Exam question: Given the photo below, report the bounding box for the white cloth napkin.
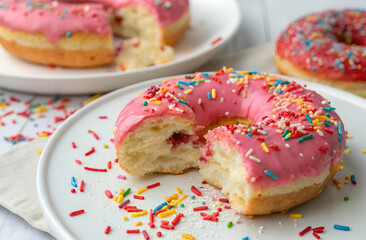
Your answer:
[0,42,276,236]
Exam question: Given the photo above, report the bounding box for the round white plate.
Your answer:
[37,74,365,240]
[0,0,240,95]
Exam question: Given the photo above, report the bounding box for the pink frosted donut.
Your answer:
[276,9,366,97]
[0,0,189,67]
[114,68,346,214]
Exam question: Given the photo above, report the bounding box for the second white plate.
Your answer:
[37,73,366,240]
[0,0,240,95]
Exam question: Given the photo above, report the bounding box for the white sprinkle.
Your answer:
[285,144,290,148]
[249,155,261,163]
[321,100,327,105]
[232,89,236,93]
[257,129,267,135]
[276,130,282,134]
[317,129,324,136]
[236,141,241,145]
[245,148,253,157]
[225,112,229,116]
[220,97,224,103]
[250,177,256,182]
[198,98,202,104]
[299,153,303,157]
[84,6,90,11]
[312,156,315,160]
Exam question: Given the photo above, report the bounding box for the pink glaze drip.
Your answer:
[276,9,366,82]
[0,0,111,43]
[114,69,346,189]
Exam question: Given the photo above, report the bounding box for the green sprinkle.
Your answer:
[197,79,206,83]
[281,129,290,138]
[297,134,313,143]
[65,31,72,38]
[103,144,108,149]
[344,196,349,201]
[305,113,313,124]
[142,101,148,106]
[227,221,233,228]
[122,188,131,197]
[180,204,184,207]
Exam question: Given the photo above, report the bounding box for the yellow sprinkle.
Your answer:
[181,95,187,101]
[241,132,246,135]
[332,178,340,185]
[344,148,351,154]
[212,89,216,99]
[345,175,350,180]
[184,89,193,94]
[162,80,167,84]
[82,93,103,106]
[137,187,147,195]
[38,133,49,137]
[261,142,270,153]
[340,160,344,164]
[131,210,148,218]
[162,205,169,210]
[113,196,119,202]
[312,119,319,125]
[156,101,161,105]
[346,135,353,139]
[173,194,187,206]
[123,216,128,221]
[248,215,254,219]
[148,98,156,102]
[339,166,344,170]
[36,151,42,154]
[285,133,292,138]
[176,187,182,195]
[182,233,195,240]
[242,91,247,98]
[34,105,48,113]
[158,208,176,218]
[344,180,349,184]
[134,221,142,226]
[119,188,125,195]
[362,150,366,153]
[113,127,118,135]
[336,184,342,189]
[290,213,302,219]
[117,195,124,204]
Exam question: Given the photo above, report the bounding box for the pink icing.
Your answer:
[0,0,111,43]
[276,9,366,82]
[114,69,346,189]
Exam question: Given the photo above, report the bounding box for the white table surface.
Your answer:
[1,0,366,239]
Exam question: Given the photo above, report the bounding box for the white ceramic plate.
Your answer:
[0,0,240,95]
[37,74,366,240]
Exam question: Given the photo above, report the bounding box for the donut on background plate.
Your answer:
[114,68,346,215]
[276,9,366,97]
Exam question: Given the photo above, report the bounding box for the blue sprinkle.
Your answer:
[60,14,65,19]
[177,80,190,86]
[177,83,183,90]
[242,237,249,240]
[312,67,316,71]
[347,51,353,57]
[178,99,188,105]
[71,176,77,187]
[339,135,343,141]
[189,81,197,85]
[351,174,355,182]
[201,201,206,205]
[275,79,290,85]
[323,107,336,111]
[326,113,331,117]
[278,89,283,94]
[264,170,278,180]
[304,40,311,46]
[65,32,72,38]
[12,141,17,145]
[191,195,195,199]
[338,121,342,135]
[284,136,292,141]
[247,133,252,137]
[153,202,167,214]
[202,73,210,77]
[305,113,313,124]
[282,129,290,138]
[248,71,259,75]
[64,9,70,14]
[208,92,212,100]
[334,224,350,231]
[324,119,330,127]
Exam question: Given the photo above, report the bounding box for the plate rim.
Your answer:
[36,73,366,240]
[0,0,241,81]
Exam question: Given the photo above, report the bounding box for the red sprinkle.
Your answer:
[133,195,145,200]
[160,224,174,230]
[312,227,324,231]
[318,146,329,152]
[71,189,76,193]
[210,36,222,46]
[224,206,231,209]
[313,228,324,233]
[105,190,113,199]
[126,229,140,234]
[84,167,107,172]
[191,186,202,196]
[104,226,111,234]
[161,220,169,225]
[193,206,208,211]
[142,230,150,240]
[127,209,144,213]
[299,226,311,236]
[75,159,81,165]
[123,206,137,210]
[99,116,108,119]
[84,147,95,156]
[107,161,112,169]
[312,232,321,239]
[155,209,167,215]
[203,216,218,222]
[171,213,184,226]
[69,209,84,217]
[269,144,279,150]
[147,182,160,189]
[217,207,222,212]
[323,128,334,134]
[157,232,162,237]
[80,180,85,192]
[219,198,229,203]
[114,158,118,163]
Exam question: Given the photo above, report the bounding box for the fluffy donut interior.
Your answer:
[200,140,332,214]
[116,116,200,176]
